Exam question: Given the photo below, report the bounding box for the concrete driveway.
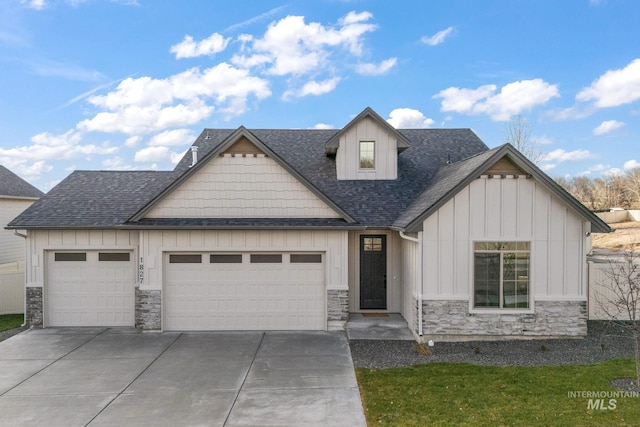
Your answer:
[0,329,366,427]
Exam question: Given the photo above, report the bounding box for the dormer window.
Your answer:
[359,141,375,169]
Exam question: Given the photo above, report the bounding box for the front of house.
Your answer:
[8,108,609,340]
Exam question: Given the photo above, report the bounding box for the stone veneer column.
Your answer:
[327,289,349,330]
[25,287,43,328]
[135,288,161,331]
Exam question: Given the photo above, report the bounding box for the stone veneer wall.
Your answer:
[135,288,161,330]
[421,300,587,337]
[25,287,43,328]
[327,289,349,322]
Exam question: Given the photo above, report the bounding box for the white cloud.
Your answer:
[624,159,640,170]
[603,168,624,177]
[540,164,556,172]
[283,77,341,99]
[576,58,640,108]
[20,0,46,10]
[542,148,596,163]
[535,135,554,145]
[0,129,117,180]
[29,59,107,82]
[387,108,435,128]
[78,63,271,134]
[434,79,560,121]
[170,33,230,59]
[593,120,625,135]
[231,11,377,76]
[355,58,397,76]
[148,129,195,147]
[421,26,454,46]
[312,123,334,129]
[134,146,170,163]
[124,135,141,148]
[102,157,137,170]
[223,5,289,33]
[577,163,609,176]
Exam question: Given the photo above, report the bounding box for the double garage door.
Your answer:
[164,252,325,331]
[45,250,325,330]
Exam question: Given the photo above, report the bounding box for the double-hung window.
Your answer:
[359,141,375,169]
[474,242,530,309]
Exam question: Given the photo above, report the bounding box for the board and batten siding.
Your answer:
[422,176,588,300]
[335,117,398,180]
[0,198,36,264]
[146,155,340,218]
[140,229,348,292]
[24,230,139,288]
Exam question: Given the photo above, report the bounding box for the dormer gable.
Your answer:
[325,107,410,180]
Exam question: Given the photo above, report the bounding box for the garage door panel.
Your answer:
[165,252,325,331]
[46,251,135,327]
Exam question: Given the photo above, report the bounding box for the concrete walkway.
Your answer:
[346,313,415,340]
[0,329,366,427]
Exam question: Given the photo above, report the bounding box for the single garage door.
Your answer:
[164,252,325,331]
[46,251,135,327]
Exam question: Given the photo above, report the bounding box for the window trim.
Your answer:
[358,140,375,170]
[470,241,533,313]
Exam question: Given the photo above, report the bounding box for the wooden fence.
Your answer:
[0,262,24,315]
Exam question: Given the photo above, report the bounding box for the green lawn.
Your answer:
[0,313,23,333]
[356,359,640,426]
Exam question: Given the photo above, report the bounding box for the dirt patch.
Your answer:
[593,221,640,251]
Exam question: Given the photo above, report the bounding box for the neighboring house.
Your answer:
[7,108,610,339]
[0,166,43,264]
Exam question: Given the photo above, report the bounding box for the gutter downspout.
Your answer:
[13,230,27,328]
[398,230,423,337]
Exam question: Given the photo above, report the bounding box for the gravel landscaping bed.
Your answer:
[349,321,637,369]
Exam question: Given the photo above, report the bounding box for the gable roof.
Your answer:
[129,126,356,223]
[325,107,411,155]
[5,126,491,229]
[393,144,611,233]
[0,165,44,199]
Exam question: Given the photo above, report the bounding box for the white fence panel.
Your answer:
[589,258,640,320]
[0,262,24,315]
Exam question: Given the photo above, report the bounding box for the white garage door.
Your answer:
[46,251,135,327]
[164,252,325,331]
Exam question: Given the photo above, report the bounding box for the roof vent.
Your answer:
[190,145,199,167]
[446,153,452,165]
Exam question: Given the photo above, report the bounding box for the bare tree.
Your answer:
[625,167,640,208]
[596,251,640,387]
[503,115,545,164]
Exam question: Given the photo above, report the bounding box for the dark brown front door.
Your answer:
[359,235,387,310]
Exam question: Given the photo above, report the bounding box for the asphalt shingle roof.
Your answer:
[8,171,175,228]
[0,165,44,199]
[8,127,490,229]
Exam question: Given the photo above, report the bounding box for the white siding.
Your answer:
[336,117,398,180]
[422,176,588,300]
[140,229,348,293]
[147,155,340,218]
[401,232,418,329]
[0,198,35,264]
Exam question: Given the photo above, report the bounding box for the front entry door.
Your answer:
[360,235,387,310]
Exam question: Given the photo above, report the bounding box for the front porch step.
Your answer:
[345,313,415,341]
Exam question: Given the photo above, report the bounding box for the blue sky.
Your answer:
[1,0,638,191]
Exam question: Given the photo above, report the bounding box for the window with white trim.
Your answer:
[359,141,375,169]
[474,242,530,309]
